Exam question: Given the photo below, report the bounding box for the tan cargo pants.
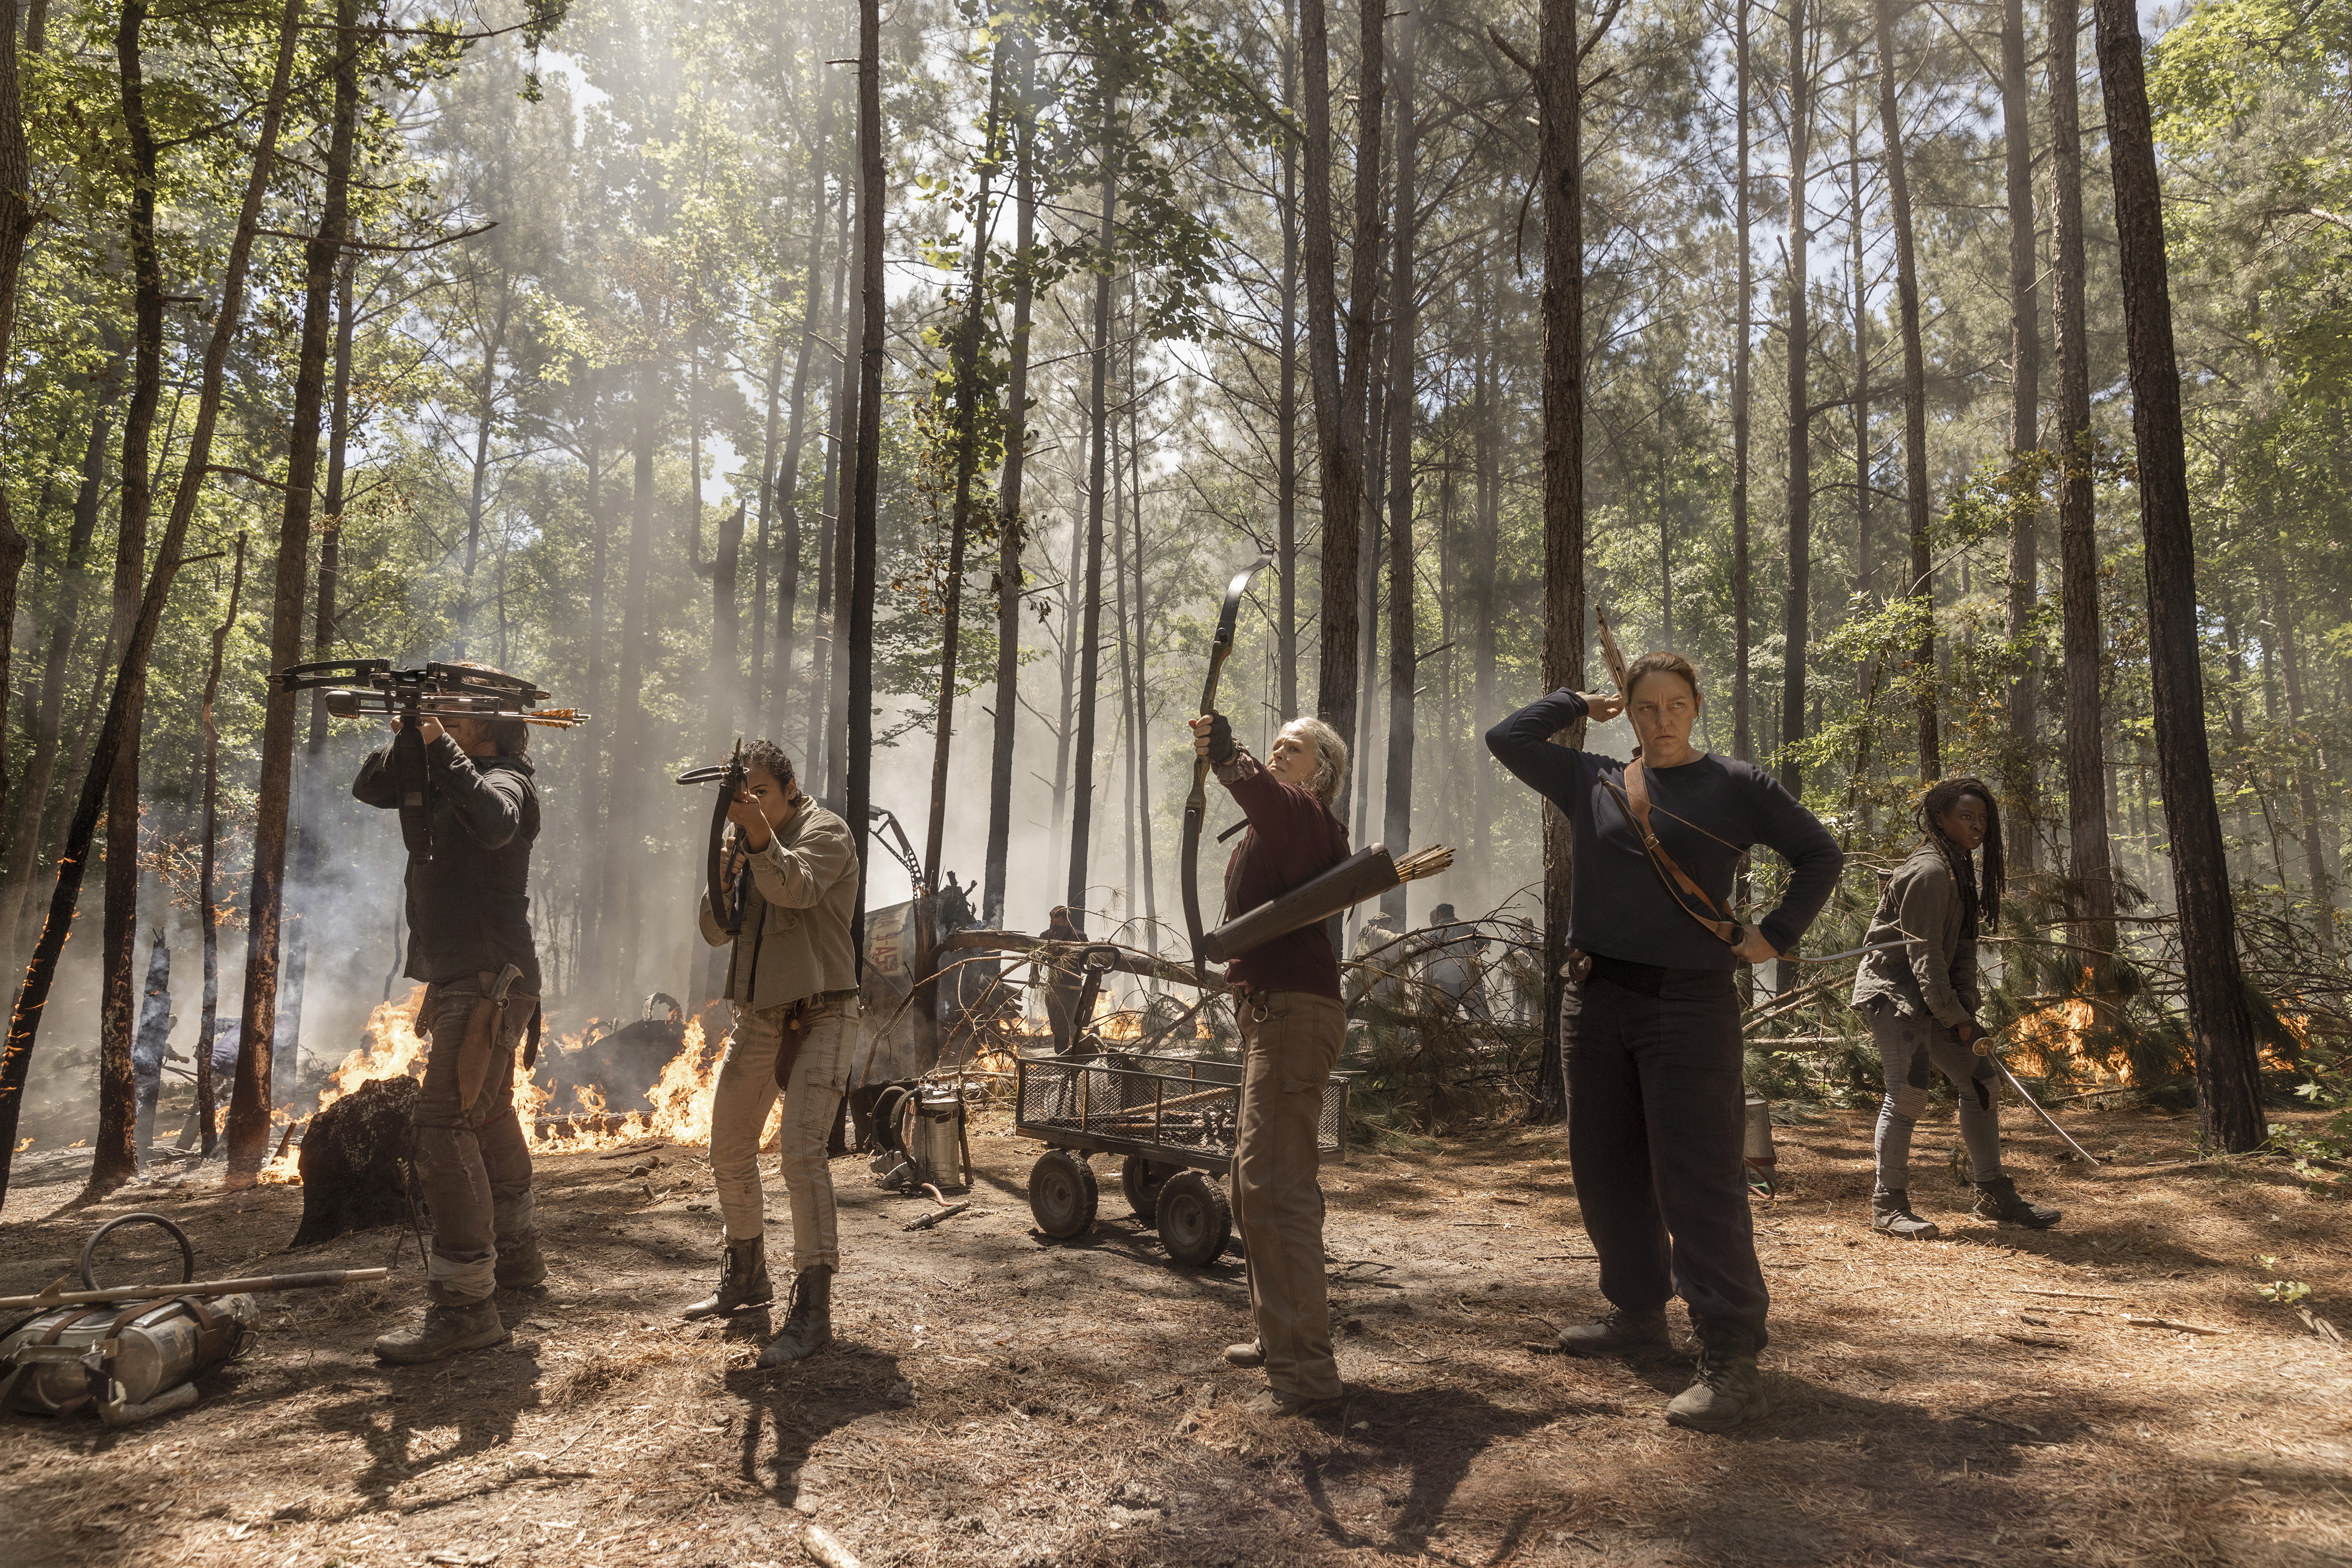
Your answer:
[1231,990,1346,1400]
[709,993,857,1271]
[412,977,538,1306]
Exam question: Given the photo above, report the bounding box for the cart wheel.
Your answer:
[1120,1156,1176,1223]
[1155,1171,1233,1267]
[1028,1149,1099,1240]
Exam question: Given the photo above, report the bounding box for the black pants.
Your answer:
[1564,955,1769,1348]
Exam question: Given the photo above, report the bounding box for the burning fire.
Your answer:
[256,988,744,1184]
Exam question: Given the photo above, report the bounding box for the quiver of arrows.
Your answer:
[1202,843,1455,963]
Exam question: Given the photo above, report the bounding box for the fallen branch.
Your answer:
[803,1524,862,1568]
[904,1202,972,1232]
[2014,1288,2126,1301]
[2122,1314,2229,1335]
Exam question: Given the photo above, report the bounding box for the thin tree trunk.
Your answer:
[846,0,885,943]
[225,0,358,1181]
[2091,0,2264,1152]
[0,0,38,907]
[1065,102,1116,926]
[1050,510,1081,889]
[579,371,608,988]
[605,361,659,1005]
[454,294,510,656]
[925,38,1009,887]
[1531,0,1596,1124]
[1781,0,1812,795]
[1277,0,1300,719]
[983,24,1037,930]
[1875,0,1938,782]
[2271,560,2332,923]
[824,255,860,805]
[2001,0,2042,869]
[750,291,785,720]
[1733,0,1754,1000]
[4,0,300,1205]
[283,253,357,1062]
[2,346,120,958]
[808,170,852,787]
[195,535,247,1157]
[1471,238,1498,906]
[1300,0,1367,737]
[1126,305,1157,951]
[1849,88,1870,606]
[770,88,834,739]
[1380,0,1419,924]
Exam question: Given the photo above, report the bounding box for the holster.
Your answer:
[455,988,502,1110]
[770,989,854,1091]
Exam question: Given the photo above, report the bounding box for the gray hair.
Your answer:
[1276,717,1350,810]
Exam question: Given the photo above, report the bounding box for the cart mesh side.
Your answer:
[1015,1051,1346,1159]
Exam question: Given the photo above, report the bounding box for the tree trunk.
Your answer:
[808,170,852,788]
[982,23,1037,930]
[824,251,860,806]
[846,0,886,944]
[1277,0,1300,719]
[0,0,38,905]
[1849,90,1871,608]
[750,294,785,721]
[579,371,608,988]
[1064,103,1116,927]
[1126,306,1157,951]
[924,38,1009,888]
[5,0,301,1206]
[1875,0,1938,782]
[454,294,510,656]
[195,535,248,1157]
[1380,0,1419,924]
[1050,510,1082,892]
[2001,0,2042,868]
[226,0,358,1182]
[2,345,120,960]
[769,86,834,740]
[2091,0,2265,1152]
[1733,0,1754,999]
[1472,236,1499,906]
[1300,0,1367,737]
[283,253,358,1078]
[1781,0,1812,797]
[1532,0,1593,1124]
[2271,560,2332,924]
[606,362,659,1006]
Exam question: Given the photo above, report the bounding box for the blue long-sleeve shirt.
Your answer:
[1484,689,1844,969]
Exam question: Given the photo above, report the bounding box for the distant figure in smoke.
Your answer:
[1852,777,2060,1239]
[1041,904,1087,1052]
[688,739,862,1368]
[353,685,545,1365]
[1419,904,1492,1022]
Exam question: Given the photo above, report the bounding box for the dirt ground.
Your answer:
[3,1099,2348,1568]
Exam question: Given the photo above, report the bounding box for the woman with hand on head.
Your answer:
[1852,778,2060,1239]
[1486,652,1844,1434]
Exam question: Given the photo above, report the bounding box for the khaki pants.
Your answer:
[709,994,857,1271]
[1231,990,1346,1400]
[412,978,538,1307]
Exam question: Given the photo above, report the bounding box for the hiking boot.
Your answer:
[1871,1190,1941,1241]
[494,1238,548,1290]
[1244,1387,1342,1419]
[684,1237,772,1320]
[372,1299,510,1365]
[758,1264,834,1366]
[1973,1175,2060,1229]
[1665,1328,1770,1432]
[1554,1306,1671,1358]
[1224,1340,1265,1368]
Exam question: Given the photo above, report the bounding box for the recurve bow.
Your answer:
[1180,547,1276,983]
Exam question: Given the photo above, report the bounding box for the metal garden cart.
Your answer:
[1014,1048,1351,1266]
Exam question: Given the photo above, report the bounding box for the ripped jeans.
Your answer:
[1867,1001,2002,1196]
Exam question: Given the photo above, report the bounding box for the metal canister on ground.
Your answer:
[1,1293,261,1424]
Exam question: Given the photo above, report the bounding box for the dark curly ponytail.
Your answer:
[1917,776,2003,935]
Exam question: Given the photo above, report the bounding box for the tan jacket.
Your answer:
[1850,843,1981,1030]
[698,795,861,1011]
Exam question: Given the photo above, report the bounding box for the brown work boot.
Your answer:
[372,1299,510,1365]
[758,1264,834,1366]
[1871,1190,1940,1241]
[1244,1387,1343,1419]
[1972,1176,2060,1229]
[1554,1306,1671,1357]
[1223,1340,1265,1368]
[495,1238,548,1290]
[1665,1326,1770,1433]
[684,1237,772,1320]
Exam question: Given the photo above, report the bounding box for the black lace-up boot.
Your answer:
[758,1264,834,1366]
[1871,1190,1941,1240]
[1554,1306,1671,1357]
[1972,1175,2061,1229]
[684,1237,772,1320]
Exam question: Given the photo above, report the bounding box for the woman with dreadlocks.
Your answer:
[1852,777,2061,1239]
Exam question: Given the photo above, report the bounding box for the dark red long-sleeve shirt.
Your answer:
[1213,747,1350,999]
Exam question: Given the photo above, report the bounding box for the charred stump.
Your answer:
[289,1075,419,1248]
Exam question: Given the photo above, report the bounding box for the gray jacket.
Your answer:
[697,794,861,1011]
[1850,844,1980,1030]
